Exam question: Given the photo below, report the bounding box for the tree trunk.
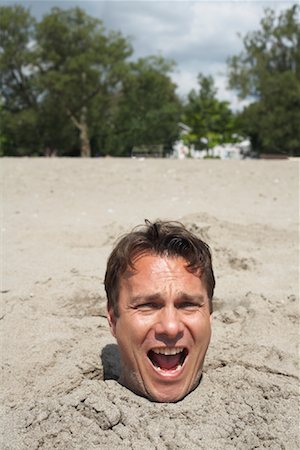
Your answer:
[79,121,91,157]
[79,106,91,157]
[67,107,91,157]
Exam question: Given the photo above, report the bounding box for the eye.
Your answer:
[136,302,161,310]
[178,302,200,310]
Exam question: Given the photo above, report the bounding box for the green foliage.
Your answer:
[182,74,238,148]
[0,5,37,111]
[35,7,132,156]
[0,5,180,157]
[203,155,221,160]
[2,4,299,157]
[0,5,42,155]
[108,56,181,156]
[228,5,300,156]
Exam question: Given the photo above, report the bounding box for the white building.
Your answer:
[171,123,251,160]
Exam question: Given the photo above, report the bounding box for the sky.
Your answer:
[1,0,297,109]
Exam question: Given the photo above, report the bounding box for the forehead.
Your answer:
[122,253,202,287]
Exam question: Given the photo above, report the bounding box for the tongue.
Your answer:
[150,352,182,370]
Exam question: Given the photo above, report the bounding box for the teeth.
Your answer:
[155,365,181,373]
[152,347,184,355]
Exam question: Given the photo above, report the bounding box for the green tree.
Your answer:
[182,74,237,150]
[0,5,132,156]
[102,56,181,156]
[35,7,132,157]
[0,5,42,155]
[228,5,300,156]
[0,5,37,110]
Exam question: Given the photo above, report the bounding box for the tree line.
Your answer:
[0,4,299,157]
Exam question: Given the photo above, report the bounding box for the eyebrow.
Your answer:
[177,293,205,304]
[130,292,205,305]
[130,293,162,305]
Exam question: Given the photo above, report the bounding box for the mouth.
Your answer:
[147,347,188,373]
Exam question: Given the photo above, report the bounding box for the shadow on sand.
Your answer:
[101,343,121,380]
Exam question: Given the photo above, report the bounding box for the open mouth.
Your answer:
[147,347,188,372]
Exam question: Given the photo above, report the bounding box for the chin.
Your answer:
[145,379,201,403]
[148,391,185,403]
[119,368,203,403]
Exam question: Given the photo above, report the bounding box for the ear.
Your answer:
[107,307,117,337]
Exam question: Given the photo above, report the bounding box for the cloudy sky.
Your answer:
[2,0,296,109]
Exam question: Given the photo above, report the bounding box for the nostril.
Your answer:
[154,330,184,343]
[156,321,184,337]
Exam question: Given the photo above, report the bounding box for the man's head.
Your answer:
[105,220,215,402]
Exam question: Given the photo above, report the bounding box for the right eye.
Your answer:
[136,303,161,310]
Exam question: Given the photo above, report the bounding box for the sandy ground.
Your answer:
[1,157,299,449]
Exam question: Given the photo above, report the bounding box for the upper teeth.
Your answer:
[152,347,183,355]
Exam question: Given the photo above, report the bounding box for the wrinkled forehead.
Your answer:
[123,251,201,279]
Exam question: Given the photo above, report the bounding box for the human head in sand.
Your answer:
[105,220,215,402]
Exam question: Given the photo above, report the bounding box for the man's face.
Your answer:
[107,253,212,402]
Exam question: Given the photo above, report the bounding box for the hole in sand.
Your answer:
[101,344,121,380]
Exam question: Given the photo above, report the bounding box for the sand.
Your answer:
[1,157,299,449]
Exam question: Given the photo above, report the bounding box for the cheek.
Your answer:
[188,313,211,339]
[116,314,153,344]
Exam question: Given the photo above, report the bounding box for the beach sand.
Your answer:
[1,157,299,449]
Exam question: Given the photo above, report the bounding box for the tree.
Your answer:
[182,74,237,150]
[108,56,181,156]
[0,5,42,155]
[0,5,132,156]
[35,7,132,157]
[0,5,37,110]
[0,6,182,157]
[228,5,300,156]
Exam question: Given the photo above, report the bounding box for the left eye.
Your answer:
[179,303,199,309]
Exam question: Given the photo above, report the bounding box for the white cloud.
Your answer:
[89,0,294,107]
[5,0,296,108]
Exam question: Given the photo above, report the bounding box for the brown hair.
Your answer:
[104,220,215,316]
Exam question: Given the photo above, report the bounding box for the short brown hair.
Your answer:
[104,220,215,316]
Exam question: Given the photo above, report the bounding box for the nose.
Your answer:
[154,306,184,340]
